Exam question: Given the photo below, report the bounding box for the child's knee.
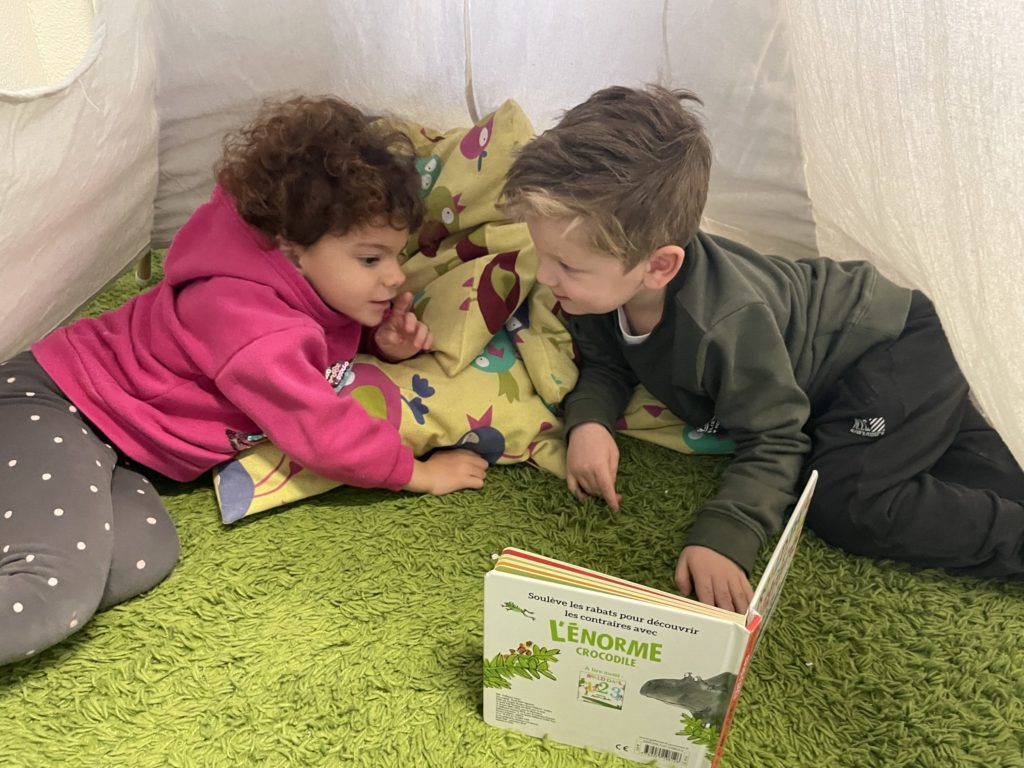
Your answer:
[99,512,179,611]
[0,565,106,665]
[140,521,180,587]
[105,469,180,599]
[110,537,179,608]
[134,517,180,588]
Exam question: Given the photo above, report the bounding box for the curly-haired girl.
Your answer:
[0,96,488,665]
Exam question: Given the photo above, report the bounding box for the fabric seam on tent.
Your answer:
[463,0,479,123]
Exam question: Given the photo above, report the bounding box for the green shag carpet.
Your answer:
[2,255,1022,768]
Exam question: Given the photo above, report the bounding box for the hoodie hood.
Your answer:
[163,185,345,329]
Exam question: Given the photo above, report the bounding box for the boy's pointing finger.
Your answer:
[598,476,620,513]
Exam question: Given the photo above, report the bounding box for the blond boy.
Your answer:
[501,85,1024,611]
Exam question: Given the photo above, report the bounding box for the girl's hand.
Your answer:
[374,292,433,362]
[403,449,488,495]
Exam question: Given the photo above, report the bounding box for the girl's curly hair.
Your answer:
[216,96,424,246]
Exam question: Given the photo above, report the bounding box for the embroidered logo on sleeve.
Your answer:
[225,360,355,452]
[226,429,269,451]
[850,417,886,438]
[325,360,354,393]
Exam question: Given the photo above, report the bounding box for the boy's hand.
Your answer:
[403,449,488,495]
[374,292,433,363]
[675,545,753,613]
[566,422,622,512]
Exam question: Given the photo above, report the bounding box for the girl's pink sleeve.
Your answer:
[213,326,414,490]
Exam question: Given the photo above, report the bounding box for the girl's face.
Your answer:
[285,223,408,325]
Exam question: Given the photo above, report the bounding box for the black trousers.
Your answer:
[803,292,1024,578]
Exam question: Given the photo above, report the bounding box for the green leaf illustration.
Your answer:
[482,642,560,688]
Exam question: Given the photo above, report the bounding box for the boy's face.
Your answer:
[287,223,408,325]
[526,215,647,315]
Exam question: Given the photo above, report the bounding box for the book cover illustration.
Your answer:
[482,472,818,768]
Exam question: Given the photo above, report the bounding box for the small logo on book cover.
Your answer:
[850,417,886,438]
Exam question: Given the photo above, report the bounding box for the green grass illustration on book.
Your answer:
[483,641,560,688]
[678,715,721,751]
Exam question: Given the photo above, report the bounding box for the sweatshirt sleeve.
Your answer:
[685,303,810,573]
[215,326,414,490]
[562,314,638,435]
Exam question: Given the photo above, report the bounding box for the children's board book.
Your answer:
[482,471,818,767]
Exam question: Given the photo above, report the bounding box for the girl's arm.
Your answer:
[217,326,415,490]
[218,326,487,495]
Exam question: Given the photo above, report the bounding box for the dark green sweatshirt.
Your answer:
[564,232,912,573]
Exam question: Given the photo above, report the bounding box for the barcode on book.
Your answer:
[639,742,685,763]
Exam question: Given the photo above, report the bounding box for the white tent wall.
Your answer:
[468,0,817,260]
[152,0,472,247]
[664,0,817,261]
[784,0,1024,463]
[153,0,817,258]
[0,0,158,361]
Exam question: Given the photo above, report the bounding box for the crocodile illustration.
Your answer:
[639,672,737,727]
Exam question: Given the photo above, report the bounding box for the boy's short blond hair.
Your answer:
[501,85,711,268]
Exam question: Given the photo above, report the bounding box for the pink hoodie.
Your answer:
[33,186,414,488]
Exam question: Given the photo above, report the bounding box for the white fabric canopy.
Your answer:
[785,0,1024,462]
[1,0,1020,461]
[0,0,157,362]
[151,0,472,246]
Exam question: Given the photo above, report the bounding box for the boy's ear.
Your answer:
[643,245,685,288]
